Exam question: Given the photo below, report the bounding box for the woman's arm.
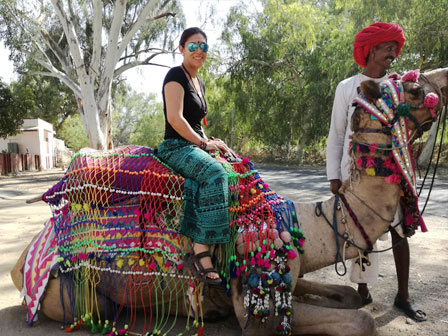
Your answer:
[164,81,231,153]
[164,81,203,146]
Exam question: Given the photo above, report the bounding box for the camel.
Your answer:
[11,68,448,336]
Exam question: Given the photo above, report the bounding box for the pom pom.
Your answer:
[236,233,243,245]
[423,93,439,108]
[366,157,375,168]
[369,143,378,153]
[176,264,184,270]
[242,157,249,164]
[356,157,364,168]
[402,69,420,82]
[383,158,394,169]
[280,231,292,243]
[262,183,269,190]
[385,174,401,184]
[388,73,401,80]
[273,238,283,250]
[365,168,376,176]
[287,249,297,260]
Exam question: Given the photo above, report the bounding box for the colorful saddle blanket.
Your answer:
[24,145,303,335]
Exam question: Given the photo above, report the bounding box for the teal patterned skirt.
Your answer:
[157,139,230,244]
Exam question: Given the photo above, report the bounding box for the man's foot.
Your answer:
[359,291,373,306]
[394,295,427,322]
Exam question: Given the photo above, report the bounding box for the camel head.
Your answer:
[354,68,448,136]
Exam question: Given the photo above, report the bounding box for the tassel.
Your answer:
[203,117,207,126]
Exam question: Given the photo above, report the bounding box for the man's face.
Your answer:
[368,41,399,70]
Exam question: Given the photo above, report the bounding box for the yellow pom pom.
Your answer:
[139,259,145,266]
[83,203,90,212]
[365,168,376,176]
[116,259,124,268]
[250,188,256,194]
[76,203,82,211]
[128,259,135,266]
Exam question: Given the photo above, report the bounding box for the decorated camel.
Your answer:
[11,67,447,336]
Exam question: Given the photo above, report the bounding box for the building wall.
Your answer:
[0,118,55,169]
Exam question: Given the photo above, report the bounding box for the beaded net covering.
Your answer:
[32,145,303,335]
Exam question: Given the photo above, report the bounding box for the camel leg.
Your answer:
[293,278,363,309]
[293,300,375,336]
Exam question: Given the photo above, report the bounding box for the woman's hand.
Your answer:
[205,138,232,154]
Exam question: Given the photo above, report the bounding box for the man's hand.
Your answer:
[330,179,342,195]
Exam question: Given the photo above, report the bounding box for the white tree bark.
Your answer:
[2,0,178,150]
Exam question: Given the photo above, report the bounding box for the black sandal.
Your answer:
[394,295,427,322]
[184,251,222,285]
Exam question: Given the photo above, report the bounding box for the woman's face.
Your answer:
[180,33,208,69]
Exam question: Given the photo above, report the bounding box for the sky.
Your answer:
[0,0,260,100]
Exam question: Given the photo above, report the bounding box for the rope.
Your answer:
[418,100,447,215]
[315,196,347,276]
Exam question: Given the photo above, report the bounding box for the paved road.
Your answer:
[0,167,446,336]
[256,163,447,219]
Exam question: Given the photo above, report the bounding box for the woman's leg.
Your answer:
[158,140,229,279]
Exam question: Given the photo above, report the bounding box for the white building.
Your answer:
[0,118,55,170]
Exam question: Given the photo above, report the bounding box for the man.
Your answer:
[326,22,427,322]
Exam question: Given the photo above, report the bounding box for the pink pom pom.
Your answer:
[250,257,256,265]
[423,93,439,108]
[385,174,401,184]
[298,238,305,247]
[280,231,291,243]
[177,264,184,270]
[262,183,269,190]
[369,143,378,153]
[388,73,401,81]
[134,209,141,217]
[287,250,298,260]
[402,69,420,82]
[383,158,393,169]
[356,157,363,168]
[144,212,151,220]
[149,262,156,270]
[71,256,78,262]
[269,249,276,259]
[356,145,361,153]
[366,157,375,168]
[242,157,249,164]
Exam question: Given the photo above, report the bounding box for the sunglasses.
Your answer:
[187,41,209,53]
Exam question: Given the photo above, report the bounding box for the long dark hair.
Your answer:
[179,27,207,47]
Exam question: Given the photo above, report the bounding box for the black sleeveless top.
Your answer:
[162,66,208,139]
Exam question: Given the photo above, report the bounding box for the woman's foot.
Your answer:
[184,244,221,285]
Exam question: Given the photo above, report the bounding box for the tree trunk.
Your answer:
[418,107,446,167]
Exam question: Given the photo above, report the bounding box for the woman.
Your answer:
[157,27,232,285]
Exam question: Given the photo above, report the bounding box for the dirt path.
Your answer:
[0,169,447,335]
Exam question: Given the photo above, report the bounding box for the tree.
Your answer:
[0,80,32,138]
[57,113,89,151]
[0,0,184,149]
[112,85,163,147]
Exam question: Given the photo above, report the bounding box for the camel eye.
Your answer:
[408,87,421,97]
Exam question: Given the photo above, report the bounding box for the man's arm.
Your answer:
[326,81,349,194]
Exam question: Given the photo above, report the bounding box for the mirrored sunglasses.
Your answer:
[187,42,209,53]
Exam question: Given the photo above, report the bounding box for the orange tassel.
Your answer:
[203,117,208,126]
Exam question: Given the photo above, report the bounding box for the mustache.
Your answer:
[385,56,395,62]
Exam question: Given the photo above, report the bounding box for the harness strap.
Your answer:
[315,196,347,276]
[339,194,373,251]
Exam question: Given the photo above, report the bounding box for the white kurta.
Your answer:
[326,73,387,182]
[325,73,403,284]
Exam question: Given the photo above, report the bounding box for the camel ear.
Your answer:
[360,80,382,101]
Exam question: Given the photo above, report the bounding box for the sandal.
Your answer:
[184,251,222,285]
[360,291,373,306]
[394,295,427,322]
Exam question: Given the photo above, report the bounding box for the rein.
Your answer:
[418,98,448,215]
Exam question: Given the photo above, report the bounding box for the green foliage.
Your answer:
[0,79,30,138]
[112,85,164,148]
[57,114,89,152]
[207,0,448,163]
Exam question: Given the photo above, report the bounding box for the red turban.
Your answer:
[353,22,406,68]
